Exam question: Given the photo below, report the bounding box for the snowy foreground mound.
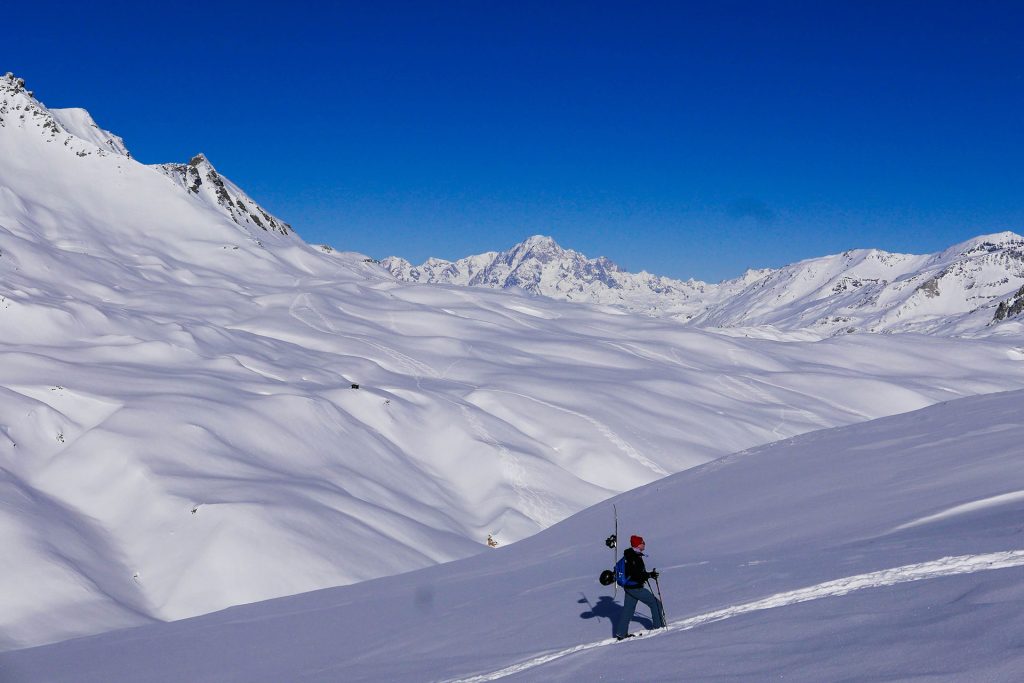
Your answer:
[4,389,1023,682]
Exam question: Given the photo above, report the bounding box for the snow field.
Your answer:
[3,389,1023,681]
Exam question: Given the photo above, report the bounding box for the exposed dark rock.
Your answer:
[993,285,1024,323]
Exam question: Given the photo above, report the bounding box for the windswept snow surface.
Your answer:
[3,73,1024,657]
[3,390,1024,682]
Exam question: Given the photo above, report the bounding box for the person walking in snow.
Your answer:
[614,535,665,640]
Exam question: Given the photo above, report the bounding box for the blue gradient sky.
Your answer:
[7,1,1023,281]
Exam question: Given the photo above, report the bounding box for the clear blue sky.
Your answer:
[7,1,1023,281]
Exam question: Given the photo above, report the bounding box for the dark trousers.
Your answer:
[614,586,665,637]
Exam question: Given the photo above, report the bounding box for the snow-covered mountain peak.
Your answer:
[512,234,564,256]
[1,73,133,162]
[1,75,288,242]
[940,230,1024,260]
[1,72,35,102]
[1,73,60,133]
[501,234,593,269]
[48,107,130,157]
[520,233,559,250]
[382,235,694,307]
[157,153,292,237]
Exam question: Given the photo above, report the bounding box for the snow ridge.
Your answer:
[157,154,292,237]
[0,73,124,160]
[49,108,131,157]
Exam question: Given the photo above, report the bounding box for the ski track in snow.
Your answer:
[482,389,668,477]
[289,293,336,334]
[445,549,1024,683]
[458,404,560,528]
[716,372,831,440]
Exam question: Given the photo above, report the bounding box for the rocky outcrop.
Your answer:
[157,154,291,236]
[993,285,1024,323]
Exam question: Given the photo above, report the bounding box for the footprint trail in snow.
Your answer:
[447,549,1024,682]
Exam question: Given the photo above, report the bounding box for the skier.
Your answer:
[614,535,665,640]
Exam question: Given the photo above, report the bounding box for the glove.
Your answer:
[649,570,659,580]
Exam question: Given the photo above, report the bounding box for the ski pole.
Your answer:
[654,576,667,625]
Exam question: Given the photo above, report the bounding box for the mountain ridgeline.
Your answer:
[383,232,1024,337]
[0,72,292,243]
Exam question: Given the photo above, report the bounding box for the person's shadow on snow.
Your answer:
[578,594,653,636]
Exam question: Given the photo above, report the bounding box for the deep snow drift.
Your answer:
[3,389,1022,682]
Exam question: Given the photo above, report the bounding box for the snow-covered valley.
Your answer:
[2,72,1024,680]
[3,389,1023,682]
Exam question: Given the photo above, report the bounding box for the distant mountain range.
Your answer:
[383,232,1024,337]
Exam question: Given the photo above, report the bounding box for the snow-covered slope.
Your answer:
[384,233,1024,337]
[2,72,1024,655]
[4,389,1023,682]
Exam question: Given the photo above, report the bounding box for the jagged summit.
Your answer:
[0,73,127,160]
[514,234,562,254]
[157,153,292,236]
[1,73,291,240]
[1,72,35,100]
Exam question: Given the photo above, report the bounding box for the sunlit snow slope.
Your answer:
[4,390,1022,682]
[2,72,1024,652]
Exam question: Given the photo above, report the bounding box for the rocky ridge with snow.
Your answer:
[384,232,1024,337]
[0,72,291,243]
[0,73,125,160]
[157,154,291,237]
[48,107,131,157]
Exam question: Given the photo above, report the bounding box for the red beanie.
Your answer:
[630,535,644,548]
